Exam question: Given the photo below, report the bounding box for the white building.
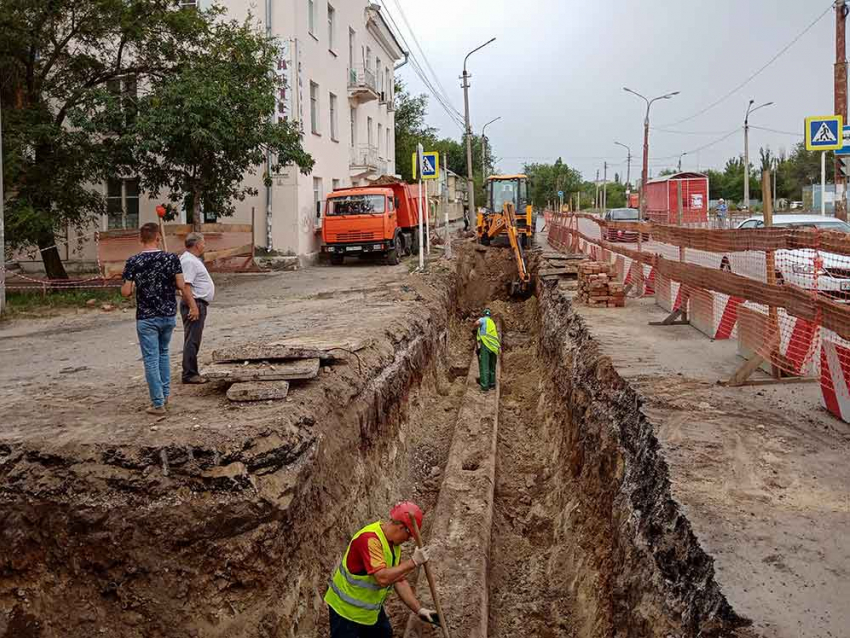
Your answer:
[205,0,406,259]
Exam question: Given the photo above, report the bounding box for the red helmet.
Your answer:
[390,501,423,533]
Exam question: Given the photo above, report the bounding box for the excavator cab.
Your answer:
[478,175,535,248]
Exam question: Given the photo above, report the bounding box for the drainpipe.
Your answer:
[265,0,274,250]
[394,52,409,71]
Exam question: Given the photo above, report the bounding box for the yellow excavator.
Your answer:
[477,175,533,296]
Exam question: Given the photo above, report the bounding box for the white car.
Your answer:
[719,215,850,296]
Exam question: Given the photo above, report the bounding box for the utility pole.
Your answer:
[461,38,496,222]
[602,161,608,211]
[595,169,600,211]
[744,99,774,210]
[615,141,631,195]
[624,88,679,220]
[836,0,848,220]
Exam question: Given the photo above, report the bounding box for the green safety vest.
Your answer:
[477,317,501,354]
[324,521,401,625]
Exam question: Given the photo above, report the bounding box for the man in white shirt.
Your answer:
[179,232,215,384]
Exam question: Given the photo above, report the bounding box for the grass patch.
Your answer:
[2,288,130,318]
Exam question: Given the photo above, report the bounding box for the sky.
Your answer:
[379,0,840,181]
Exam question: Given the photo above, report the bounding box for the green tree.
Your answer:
[0,0,213,278]
[127,18,313,230]
[522,158,582,208]
[393,79,435,182]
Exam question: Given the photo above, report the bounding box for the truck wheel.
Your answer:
[330,253,344,265]
[411,229,420,255]
[386,234,402,265]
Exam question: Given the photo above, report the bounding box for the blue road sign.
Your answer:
[558,190,564,198]
[837,126,850,156]
[805,116,843,151]
[411,151,440,180]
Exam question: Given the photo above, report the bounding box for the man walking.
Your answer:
[325,501,440,637]
[179,232,215,384]
[475,309,500,391]
[121,223,185,415]
[716,199,728,229]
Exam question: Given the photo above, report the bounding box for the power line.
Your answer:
[664,1,834,127]
[652,127,735,136]
[750,125,804,138]
[653,128,742,160]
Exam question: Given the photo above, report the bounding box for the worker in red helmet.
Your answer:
[324,501,439,637]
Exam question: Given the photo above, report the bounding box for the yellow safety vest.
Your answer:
[476,317,500,354]
[324,521,401,625]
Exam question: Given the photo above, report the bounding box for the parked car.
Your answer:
[718,215,850,296]
[603,208,650,242]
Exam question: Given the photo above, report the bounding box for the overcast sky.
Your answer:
[382,0,838,181]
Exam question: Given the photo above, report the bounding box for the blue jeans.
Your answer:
[136,316,176,408]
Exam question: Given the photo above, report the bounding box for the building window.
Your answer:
[367,117,373,147]
[348,28,355,74]
[327,4,335,51]
[313,177,323,215]
[350,107,356,147]
[386,128,391,159]
[310,81,320,134]
[385,68,391,102]
[329,92,338,141]
[376,57,382,94]
[106,75,138,128]
[366,46,372,72]
[106,177,140,230]
[378,123,383,157]
[308,0,316,36]
[332,178,341,191]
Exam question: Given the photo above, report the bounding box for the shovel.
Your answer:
[408,512,451,638]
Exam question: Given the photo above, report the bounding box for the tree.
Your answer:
[523,158,582,208]
[393,79,435,183]
[1,0,213,278]
[128,18,313,230]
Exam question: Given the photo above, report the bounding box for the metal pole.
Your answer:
[836,0,848,220]
[418,145,424,268]
[602,161,608,211]
[481,116,501,183]
[0,96,5,317]
[595,169,600,211]
[641,106,650,219]
[822,151,828,216]
[462,38,495,223]
[744,112,750,210]
[443,152,451,259]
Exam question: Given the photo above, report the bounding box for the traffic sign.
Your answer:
[805,115,844,151]
[411,151,440,180]
[837,126,850,156]
[558,190,564,198]
[840,156,850,177]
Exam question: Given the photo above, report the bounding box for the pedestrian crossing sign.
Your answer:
[412,151,440,180]
[805,115,843,151]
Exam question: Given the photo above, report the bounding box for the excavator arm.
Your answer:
[503,203,530,294]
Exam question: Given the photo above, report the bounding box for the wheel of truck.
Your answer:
[330,253,344,265]
[386,233,402,265]
[411,229,420,255]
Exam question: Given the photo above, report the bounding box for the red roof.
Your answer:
[647,171,708,185]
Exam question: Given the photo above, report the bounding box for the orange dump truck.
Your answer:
[321,181,423,265]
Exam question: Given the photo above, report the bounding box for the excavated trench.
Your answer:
[1,243,748,638]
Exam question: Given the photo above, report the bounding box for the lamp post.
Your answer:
[462,37,496,220]
[744,99,774,210]
[615,141,632,194]
[678,152,687,172]
[481,116,501,182]
[624,88,680,219]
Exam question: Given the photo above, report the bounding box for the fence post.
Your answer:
[763,169,781,379]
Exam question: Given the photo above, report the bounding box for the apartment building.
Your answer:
[44,1,405,272]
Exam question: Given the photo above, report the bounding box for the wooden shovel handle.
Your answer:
[408,512,451,638]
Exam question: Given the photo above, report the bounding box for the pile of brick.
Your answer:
[577,262,625,307]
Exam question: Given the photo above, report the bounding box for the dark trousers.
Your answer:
[180,299,208,381]
[478,347,497,390]
[329,606,392,638]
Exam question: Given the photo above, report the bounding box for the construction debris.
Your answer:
[203,358,320,383]
[226,380,290,402]
[211,336,368,363]
[577,261,625,307]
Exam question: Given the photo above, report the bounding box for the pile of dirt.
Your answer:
[454,242,526,316]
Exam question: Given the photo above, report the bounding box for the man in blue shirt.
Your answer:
[121,223,186,415]
[716,199,728,229]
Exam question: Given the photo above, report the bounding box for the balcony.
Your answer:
[349,144,384,177]
[348,66,379,103]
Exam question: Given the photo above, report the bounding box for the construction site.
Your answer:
[1,206,848,638]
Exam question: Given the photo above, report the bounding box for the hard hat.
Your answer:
[390,501,423,533]
[719,198,725,203]
[484,309,491,316]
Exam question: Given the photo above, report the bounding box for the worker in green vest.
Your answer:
[475,309,500,391]
[324,501,439,637]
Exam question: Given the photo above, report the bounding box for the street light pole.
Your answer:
[462,37,496,220]
[481,116,501,183]
[744,99,774,210]
[678,152,687,172]
[615,141,631,193]
[624,87,680,220]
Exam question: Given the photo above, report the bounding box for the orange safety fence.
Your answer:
[98,223,256,277]
[545,211,850,422]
